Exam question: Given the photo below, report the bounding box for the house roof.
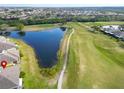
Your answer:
[0,75,17,89]
[0,41,16,53]
[0,36,20,89]
[0,54,17,64]
[0,65,20,89]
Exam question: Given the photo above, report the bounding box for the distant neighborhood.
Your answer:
[0,7,124,20]
[0,36,21,89]
[0,7,124,27]
[101,25,124,40]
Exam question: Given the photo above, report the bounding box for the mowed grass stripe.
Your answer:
[66,34,80,88]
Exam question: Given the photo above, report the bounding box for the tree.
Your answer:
[17,23,24,31]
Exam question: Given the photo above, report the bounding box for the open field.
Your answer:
[63,22,124,88]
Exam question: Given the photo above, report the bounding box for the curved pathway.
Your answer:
[57,28,75,89]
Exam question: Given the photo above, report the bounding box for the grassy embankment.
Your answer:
[10,39,55,88]
[63,22,124,88]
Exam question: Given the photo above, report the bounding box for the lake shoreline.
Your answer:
[10,38,59,88]
[9,27,66,67]
[1,24,59,32]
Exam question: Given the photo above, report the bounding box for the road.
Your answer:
[57,28,75,89]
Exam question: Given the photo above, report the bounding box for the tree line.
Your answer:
[0,15,124,26]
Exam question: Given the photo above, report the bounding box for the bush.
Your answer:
[20,71,26,78]
[40,65,59,78]
[20,52,23,57]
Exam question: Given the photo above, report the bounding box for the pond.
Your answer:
[3,27,65,68]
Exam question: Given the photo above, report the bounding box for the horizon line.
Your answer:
[0,4,124,7]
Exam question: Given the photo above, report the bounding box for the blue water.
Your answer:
[9,28,65,68]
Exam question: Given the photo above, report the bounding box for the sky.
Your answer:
[0,0,124,7]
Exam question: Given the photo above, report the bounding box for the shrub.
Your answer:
[19,71,26,78]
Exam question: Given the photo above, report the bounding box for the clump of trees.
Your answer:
[16,23,26,36]
[16,23,24,31]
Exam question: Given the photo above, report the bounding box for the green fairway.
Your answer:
[84,21,124,26]
[63,22,124,88]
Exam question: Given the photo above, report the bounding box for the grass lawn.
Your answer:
[23,24,59,31]
[63,22,124,88]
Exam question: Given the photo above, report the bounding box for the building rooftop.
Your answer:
[0,75,17,89]
[0,65,20,89]
[0,36,20,89]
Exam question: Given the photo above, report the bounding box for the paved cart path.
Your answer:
[57,28,75,89]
